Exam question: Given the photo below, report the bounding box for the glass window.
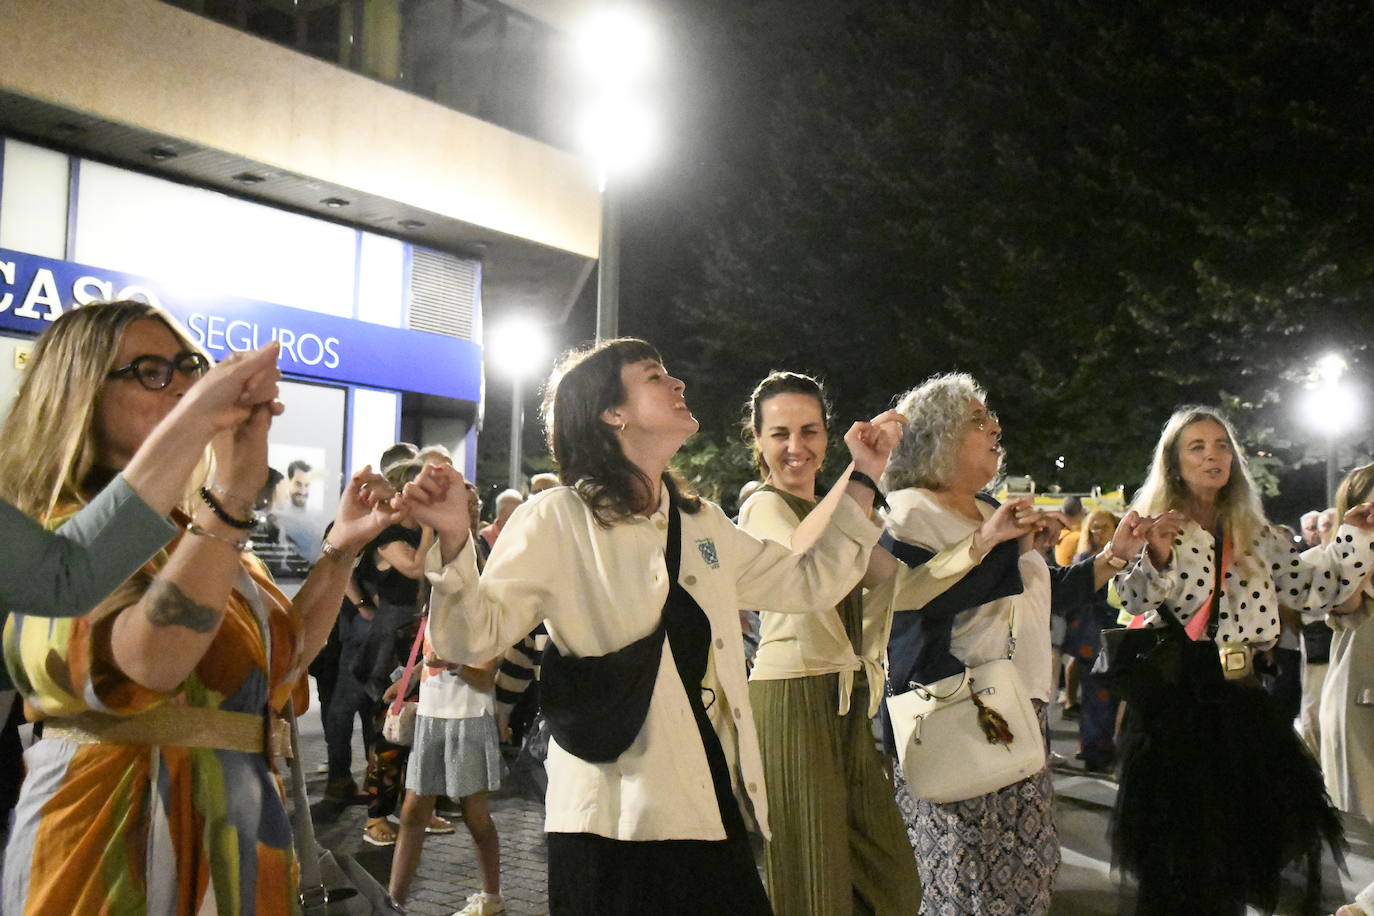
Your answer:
[252,379,347,588]
[160,0,570,148]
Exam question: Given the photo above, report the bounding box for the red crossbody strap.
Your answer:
[1127,531,1233,635]
[1184,533,1232,640]
[389,616,429,715]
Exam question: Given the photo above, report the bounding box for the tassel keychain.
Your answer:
[970,681,1015,747]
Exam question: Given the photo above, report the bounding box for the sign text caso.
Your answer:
[0,248,479,401]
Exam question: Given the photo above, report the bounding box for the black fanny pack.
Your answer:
[539,503,680,763]
[1302,620,1333,664]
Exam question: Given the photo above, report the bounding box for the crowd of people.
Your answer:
[2,300,1374,915]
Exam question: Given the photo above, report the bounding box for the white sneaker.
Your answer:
[452,891,505,915]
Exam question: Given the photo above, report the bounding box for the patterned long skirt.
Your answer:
[893,701,1059,915]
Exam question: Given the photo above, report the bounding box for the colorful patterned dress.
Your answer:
[2,509,305,915]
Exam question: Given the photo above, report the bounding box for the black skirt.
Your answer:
[1111,675,1344,915]
[546,570,771,916]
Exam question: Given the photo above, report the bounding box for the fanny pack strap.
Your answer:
[665,499,681,584]
[1187,528,1232,640]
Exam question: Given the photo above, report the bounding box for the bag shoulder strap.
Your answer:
[390,616,429,715]
[1005,603,1017,660]
[1186,526,1232,641]
[283,707,326,909]
[665,499,682,583]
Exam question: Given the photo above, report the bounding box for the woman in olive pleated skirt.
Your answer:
[740,372,921,916]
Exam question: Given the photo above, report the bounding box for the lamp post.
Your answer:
[1300,353,1360,504]
[488,319,550,491]
[575,5,657,342]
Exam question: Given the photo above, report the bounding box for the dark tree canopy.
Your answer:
[608,0,1374,514]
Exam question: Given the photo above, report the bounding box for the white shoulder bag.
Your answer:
[887,606,1045,803]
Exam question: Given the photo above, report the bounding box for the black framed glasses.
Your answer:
[107,351,210,391]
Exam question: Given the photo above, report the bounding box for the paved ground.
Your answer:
[296,691,548,915]
[298,682,1374,915]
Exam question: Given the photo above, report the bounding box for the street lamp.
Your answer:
[1299,352,1361,503]
[488,319,550,491]
[574,5,658,342]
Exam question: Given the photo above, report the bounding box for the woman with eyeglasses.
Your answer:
[0,301,401,914]
[870,373,1137,915]
[0,342,280,625]
[1062,508,1124,772]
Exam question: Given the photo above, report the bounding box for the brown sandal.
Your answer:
[425,815,456,835]
[362,818,397,846]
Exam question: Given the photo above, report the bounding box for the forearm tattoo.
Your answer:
[143,579,223,633]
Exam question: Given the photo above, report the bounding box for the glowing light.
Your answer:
[578,97,657,181]
[487,318,549,379]
[574,5,658,181]
[1300,380,1360,437]
[574,6,656,87]
[1316,353,1348,384]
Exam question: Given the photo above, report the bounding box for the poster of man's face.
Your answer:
[275,449,325,514]
[287,460,312,509]
[255,380,346,587]
[257,446,329,577]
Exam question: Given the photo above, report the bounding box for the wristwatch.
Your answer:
[320,539,359,566]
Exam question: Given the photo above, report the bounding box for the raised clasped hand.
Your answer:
[208,400,275,510]
[398,462,475,550]
[1028,509,1071,553]
[327,467,404,554]
[1107,510,1154,562]
[845,409,908,478]
[1143,508,1186,567]
[975,497,1037,551]
[1342,501,1374,531]
[189,343,284,435]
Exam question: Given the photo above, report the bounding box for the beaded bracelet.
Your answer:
[198,485,257,530]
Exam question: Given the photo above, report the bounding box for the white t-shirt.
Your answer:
[417,658,494,719]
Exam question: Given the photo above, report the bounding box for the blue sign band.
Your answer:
[0,247,481,401]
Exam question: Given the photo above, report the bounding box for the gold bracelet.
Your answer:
[186,523,250,552]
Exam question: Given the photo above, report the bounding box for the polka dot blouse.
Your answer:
[1115,520,1374,649]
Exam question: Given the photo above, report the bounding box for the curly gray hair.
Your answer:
[882,373,997,492]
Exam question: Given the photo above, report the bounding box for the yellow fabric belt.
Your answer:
[43,706,290,757]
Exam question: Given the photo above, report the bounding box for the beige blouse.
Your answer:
[740,488,886,717]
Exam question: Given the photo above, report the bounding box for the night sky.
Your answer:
[479,0,1374,524]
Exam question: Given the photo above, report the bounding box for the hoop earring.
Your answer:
[616,421,627,434]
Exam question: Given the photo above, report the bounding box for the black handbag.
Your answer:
[539,503,680,764]
[1094,604,1224,709]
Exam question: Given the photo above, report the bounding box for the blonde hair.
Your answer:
[1130,406,1267,546]
[1079,509,1120,554]
[1331,464,1374,545]
[0,301,208,519]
